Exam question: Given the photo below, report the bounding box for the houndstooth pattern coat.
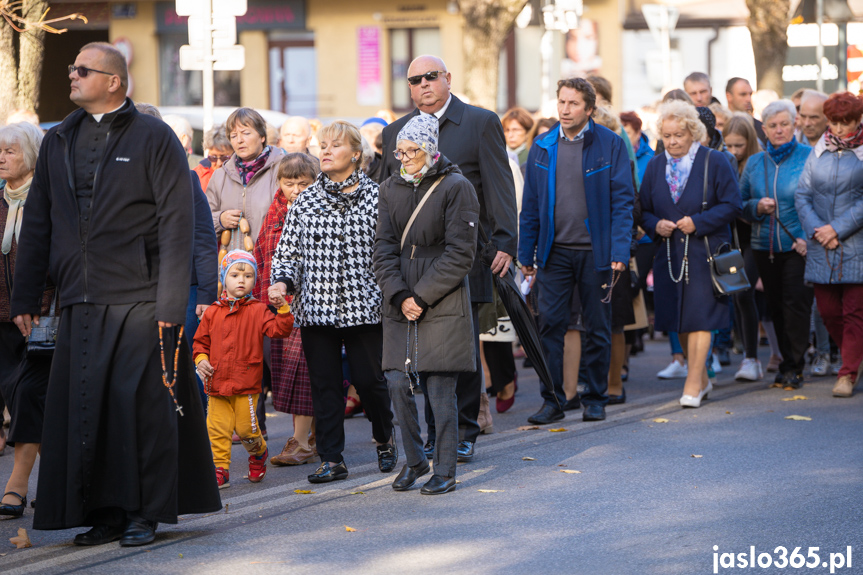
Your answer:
[271,170,383,328]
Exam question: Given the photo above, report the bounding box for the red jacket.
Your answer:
[193,297,293,396]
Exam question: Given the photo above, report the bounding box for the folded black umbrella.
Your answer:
[478,226,562,411]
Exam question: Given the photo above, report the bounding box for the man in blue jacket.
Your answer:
[519,78,634,424]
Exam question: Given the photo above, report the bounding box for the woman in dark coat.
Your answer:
[640,100,742,408]
[374,114,479,495]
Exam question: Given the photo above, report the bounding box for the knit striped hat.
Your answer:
[220,249,258,287]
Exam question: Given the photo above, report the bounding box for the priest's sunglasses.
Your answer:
[68,64,115,78]
[407,70,446,85]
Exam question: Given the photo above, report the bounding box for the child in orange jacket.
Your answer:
[194,250,294,488]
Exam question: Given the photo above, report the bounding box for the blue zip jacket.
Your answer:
[518,119,634,270]
[740,143,810,252]
[634,132,654,187]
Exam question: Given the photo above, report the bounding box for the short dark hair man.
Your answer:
[11,42,221,547]
[519,77,634,424]
[379,55,518,461]
[726,77,766,144]
[684,72,718,107]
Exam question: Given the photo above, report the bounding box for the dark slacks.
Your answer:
[537,247,611,408]
[483,341,516,395]
[733,247,761,359]
[422,305,482,444]
[814,283,863,380]
[754,250,813,375]
[300,323,393,463]
[387,371,458,478]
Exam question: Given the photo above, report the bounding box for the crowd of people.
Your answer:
[0,41,860,547]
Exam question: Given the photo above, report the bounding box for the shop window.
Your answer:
[390,28,441,112]
[269,38,316,117]
[158,34,240,107]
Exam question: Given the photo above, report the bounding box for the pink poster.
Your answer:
[357,26,382,106]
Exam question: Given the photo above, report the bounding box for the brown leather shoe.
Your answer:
[271,438,317,466]
[832,375,855,398]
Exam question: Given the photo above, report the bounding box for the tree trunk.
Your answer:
[17,0,48,112]
[746,0,790,94]
[0,18,18,123]
[459,0,528,111]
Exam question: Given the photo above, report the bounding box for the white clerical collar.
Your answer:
[420,94,453,120]
[91,102,125,123]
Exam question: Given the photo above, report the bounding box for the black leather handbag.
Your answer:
[26,292,59,357]
[702,150,750,296]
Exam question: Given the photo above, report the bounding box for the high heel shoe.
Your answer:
[344,396,362,418]
[679,381,712,408]
[0,492,27,518]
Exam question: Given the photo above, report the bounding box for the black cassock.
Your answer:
[35,303,221,529]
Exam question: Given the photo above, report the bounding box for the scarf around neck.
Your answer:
[2,178,32,255]
[235,146,271,186]
[400,152,441,186]
[766,139,797,164]
[219,292,251,311]
[320,168,360,194]
[824,124,863,152]
[665,142,700,204]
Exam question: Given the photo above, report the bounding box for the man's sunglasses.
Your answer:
[407,70,446,86]
[68,64,115,78]
[208,154,232,164]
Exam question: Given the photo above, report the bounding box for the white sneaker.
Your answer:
[734,358,763,381]
[811,353,830,377]
[657,360,688,379]
[711,353,723,374]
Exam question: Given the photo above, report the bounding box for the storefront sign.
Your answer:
[357,26,382,106]
[156,0,305,33]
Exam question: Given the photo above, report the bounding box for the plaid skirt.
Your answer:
[270,327,314,416]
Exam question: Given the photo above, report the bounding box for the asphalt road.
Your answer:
[0,337,860,575]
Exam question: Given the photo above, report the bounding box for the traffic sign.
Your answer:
[175,0,246,17]
[179,45,245,71]
[642,4,679,47]
[187,15,237,48]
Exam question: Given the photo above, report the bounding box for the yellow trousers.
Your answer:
[207,394,267,468]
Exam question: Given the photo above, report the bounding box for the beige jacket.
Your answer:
[206,147,286,244]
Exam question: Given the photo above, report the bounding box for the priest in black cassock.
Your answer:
[10,42,221,547]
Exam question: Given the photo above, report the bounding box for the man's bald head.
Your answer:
[279,116,312,153]
[407,55,451,114]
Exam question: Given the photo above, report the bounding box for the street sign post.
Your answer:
[177,0,247,133]
[642,4,679,90]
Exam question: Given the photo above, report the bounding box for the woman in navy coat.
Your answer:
[640,100,742,408]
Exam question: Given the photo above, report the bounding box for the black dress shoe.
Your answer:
[582,404,606,421]
[420,475,456,495]
[119,517,158,547]
[0,492,26,518]
[73,523,125,546]
[392,462,431,491]
[423,440,435,460]
[771,372,786,388]
[608,388,626,405]
[783,373,804,390]
[377,442,398,473]
[456,441,475,462]
[528,404,565,424]
[308,461,349,483]
[562,397,581,411]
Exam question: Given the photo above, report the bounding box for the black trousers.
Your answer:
[483,341,516,395]
[754,250,813,375]
[733,246,761,359]
[423,304,482,444]
[300,323,393,463]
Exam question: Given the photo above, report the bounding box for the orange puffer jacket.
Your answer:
[193,297,293,396]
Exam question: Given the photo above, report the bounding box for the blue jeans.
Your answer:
[537,248,610,408]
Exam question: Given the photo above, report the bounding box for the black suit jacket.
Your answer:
[379,95,517,303]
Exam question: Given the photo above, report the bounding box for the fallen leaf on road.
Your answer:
[549,428,567,432]
[345,526,357,532]
[179,553,184,558]
[726,411,732,414]
[9,528,31,549]
[653,418,670,423]
[560,470,581,474]
[781,395,809,401]
[349,491,365,495]
[477,489,502,493]
[522,457,536,461]
[691,454,703,458]
[785,415,812,421]
[294,489,315,494]
[224,504,229,513]
[516,425,540,431]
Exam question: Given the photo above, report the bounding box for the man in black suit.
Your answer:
[379,55,518,461]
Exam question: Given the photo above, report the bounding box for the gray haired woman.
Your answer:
[374,114,479,495]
